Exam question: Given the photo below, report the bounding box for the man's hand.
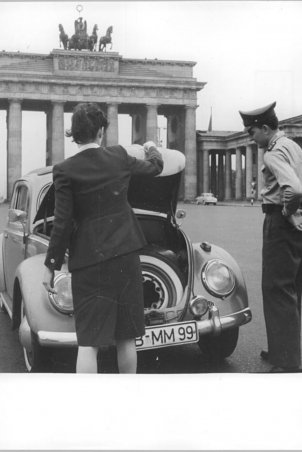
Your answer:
[286,209,302,231]
[42,266,57,294]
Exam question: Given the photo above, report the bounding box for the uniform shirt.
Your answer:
[261,130,302,215]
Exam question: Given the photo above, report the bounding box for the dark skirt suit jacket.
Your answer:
[44,145,163,272]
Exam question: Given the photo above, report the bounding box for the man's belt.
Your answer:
[262,204,283,214]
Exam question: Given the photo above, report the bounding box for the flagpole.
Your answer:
[208,106,213,132]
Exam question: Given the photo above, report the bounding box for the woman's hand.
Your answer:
[42,266,57,294]
[143,141,157,153]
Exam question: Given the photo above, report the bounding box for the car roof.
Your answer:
[27,166,53,176]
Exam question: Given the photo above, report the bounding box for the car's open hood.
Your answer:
[34,146,185,223]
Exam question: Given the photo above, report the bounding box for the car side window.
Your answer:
[13,184,29,212]
[36,183,51,211]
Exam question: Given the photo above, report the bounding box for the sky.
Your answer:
[1,1,302,197]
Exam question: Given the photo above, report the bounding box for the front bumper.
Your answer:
[19,305,252,349]
[196,306,251,336]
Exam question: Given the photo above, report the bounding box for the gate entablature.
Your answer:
[0,50,204,108]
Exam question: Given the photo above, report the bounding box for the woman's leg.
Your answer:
[116,338,137,373]
[76,346,99,373]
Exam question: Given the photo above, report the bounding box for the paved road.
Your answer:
[0,201,273,373]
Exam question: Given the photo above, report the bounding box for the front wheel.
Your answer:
[198,327,239,362]
[0,295,7,314]
[21,301,53,372]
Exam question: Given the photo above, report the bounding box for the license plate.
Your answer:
[135,321,198,351]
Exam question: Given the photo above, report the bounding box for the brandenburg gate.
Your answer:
[0,50,204,200]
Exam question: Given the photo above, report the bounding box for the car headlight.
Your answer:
[201,259,235,298]
[48,272,74,315]
[189,296,209,317]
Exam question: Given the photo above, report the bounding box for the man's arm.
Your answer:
[265,150,302,215]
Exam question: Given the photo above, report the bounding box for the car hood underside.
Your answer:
[34,172,182,223]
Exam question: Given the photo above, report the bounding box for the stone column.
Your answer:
[203,149,210,192]
[245,144,253,199]
[257,147,265,200]
[166,112,184,151]
[166,114,175,148]
[218,152,224,200]
[7,98,22,200]
[184,105,197,200]
[197,146,203,195]
[46,110,52,167]
[146,104,158,143]
[225,149,232,200]
[47,101,65,165]
[106,103,119,146]
[210,152,217,195]
[235,147,242,200]
[131,112,145,145]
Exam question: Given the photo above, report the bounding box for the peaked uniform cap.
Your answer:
[239,101,277,128]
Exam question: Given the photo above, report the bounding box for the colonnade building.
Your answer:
[0,50,204,200]
[197,117,302,201]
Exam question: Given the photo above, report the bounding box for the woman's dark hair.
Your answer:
[65,103,109,144]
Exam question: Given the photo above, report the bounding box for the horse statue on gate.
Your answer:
[98,25,113,52]
[88,24,98,51]
[59,24,69,50]
[68,16,88,50]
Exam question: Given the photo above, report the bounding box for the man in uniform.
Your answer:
[239,101,302,372]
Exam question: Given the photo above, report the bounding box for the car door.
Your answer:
[3,183,30,300]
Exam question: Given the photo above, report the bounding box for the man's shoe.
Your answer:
[260,350,269,361]
[270,366,302,373]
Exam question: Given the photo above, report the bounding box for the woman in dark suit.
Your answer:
[42,102,163,373]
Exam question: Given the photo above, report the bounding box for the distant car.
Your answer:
[196,193,217,205]
[0,145,251,372]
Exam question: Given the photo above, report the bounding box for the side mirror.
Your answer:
[8,209,27,224]
[176,209,186,219]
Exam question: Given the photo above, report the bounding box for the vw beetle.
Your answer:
[196,192,217,205]
[0,145,251,372]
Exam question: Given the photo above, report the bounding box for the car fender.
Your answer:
[14,254,75,335]
[191,242,248,316]
[0,233,6,292]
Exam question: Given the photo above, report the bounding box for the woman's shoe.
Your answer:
[260,350,269,361]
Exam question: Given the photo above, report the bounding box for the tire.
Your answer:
[140,251,185,310]
[198,327,239,362]
[21,300,53,373]
[0,295,8,314]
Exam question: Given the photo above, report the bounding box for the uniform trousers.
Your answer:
[262,211,302,368]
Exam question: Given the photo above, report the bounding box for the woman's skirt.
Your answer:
[71,251,145,347]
